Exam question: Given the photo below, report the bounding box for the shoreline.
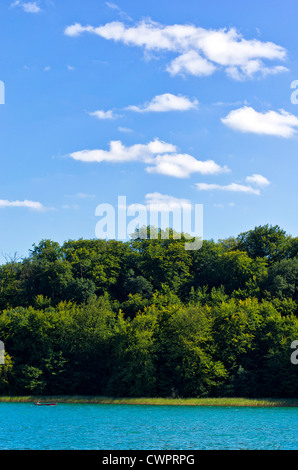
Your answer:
[1,396,298,407]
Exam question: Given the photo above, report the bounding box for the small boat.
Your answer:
[35,401,57,406]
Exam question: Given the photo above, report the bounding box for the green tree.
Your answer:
[129,227,192,297]
[0,260,24,309]
[236,224,291,264]
[62,238,131,299]
[20,256,73,305]
[153,303,226,397]
[190,241,267,296]
[263,257,298,302]
[107,309,157,397]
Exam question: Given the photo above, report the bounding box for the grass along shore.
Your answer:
[1,396,298,407]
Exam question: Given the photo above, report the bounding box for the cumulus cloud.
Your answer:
[226,62,288,81]
[88,109,118,120]
[68,138,229,178]
[196,173,270,195]
[65,23,94,36]
[0,199,46,210]
[129,192,192,212]
[118,126,133,133]
[166,51,217,77]
[196,182,261,195]
[64,19,288,80]
[245,174,270,187]
[11,1,41,13]
[222,106,298,138]
[145,192,191,210]
[69,139,176,164]
[126,93,198,112]
[146,153,229,178]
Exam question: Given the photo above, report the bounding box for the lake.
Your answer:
[0,403,298,450]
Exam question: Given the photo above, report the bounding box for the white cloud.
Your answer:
[127,193,195,237]
[118,126,133,133]
[196,174,270,195]
[126,93,198,112]
[69,138,177,164]
[226,62,288,81]
[129,192,192,212]
[11,1,41,13]
[62,204,80,211]
[146,153,229,178]
[88,109,118,120]
[245,174,270,187]
[76,192,95,199]
[222,106,298,138]
[105,2,132,21]
[68,138,229,177]
[65,192,95,200]
[213,99,248,107]
[0,199,46,210]
[22,2,41,12]
[64,19,288,80]
[213,202,235,208]
[105,2,120,10]
[196,182,261,195]
[64,23,94,37]
[166,51,217,77]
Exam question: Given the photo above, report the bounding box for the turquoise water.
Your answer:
[0,403,298,450]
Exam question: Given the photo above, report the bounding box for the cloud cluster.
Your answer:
[128,192,192,212]
[245,174,270,187]
[222,106,298,138]
[64,19,288,80]
[11,1,41,13]
[146,153,227,178]
[105,2,132,22]
[88,93,198,120]
[196,173,270,195]
[69,138,229,178]
[0,199,46,210]
[196,182,260,195]
[88,109,118,120]
[126,93,198,112]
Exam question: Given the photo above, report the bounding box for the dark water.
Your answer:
[0,403,298,450]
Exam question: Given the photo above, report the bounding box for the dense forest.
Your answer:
[0,224,298,398]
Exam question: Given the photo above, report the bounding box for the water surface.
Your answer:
[0,403,297,450]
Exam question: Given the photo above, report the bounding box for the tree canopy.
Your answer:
[0,224,297,398]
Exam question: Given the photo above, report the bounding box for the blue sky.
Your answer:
[0,0,298,259]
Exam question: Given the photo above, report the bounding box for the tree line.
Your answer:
[0,224,298,398]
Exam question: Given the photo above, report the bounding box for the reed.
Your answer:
[1,396,298,407]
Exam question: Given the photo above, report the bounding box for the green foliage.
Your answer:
[263,257,298,302]
[236,224,291,264]
[0,224,298,398]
